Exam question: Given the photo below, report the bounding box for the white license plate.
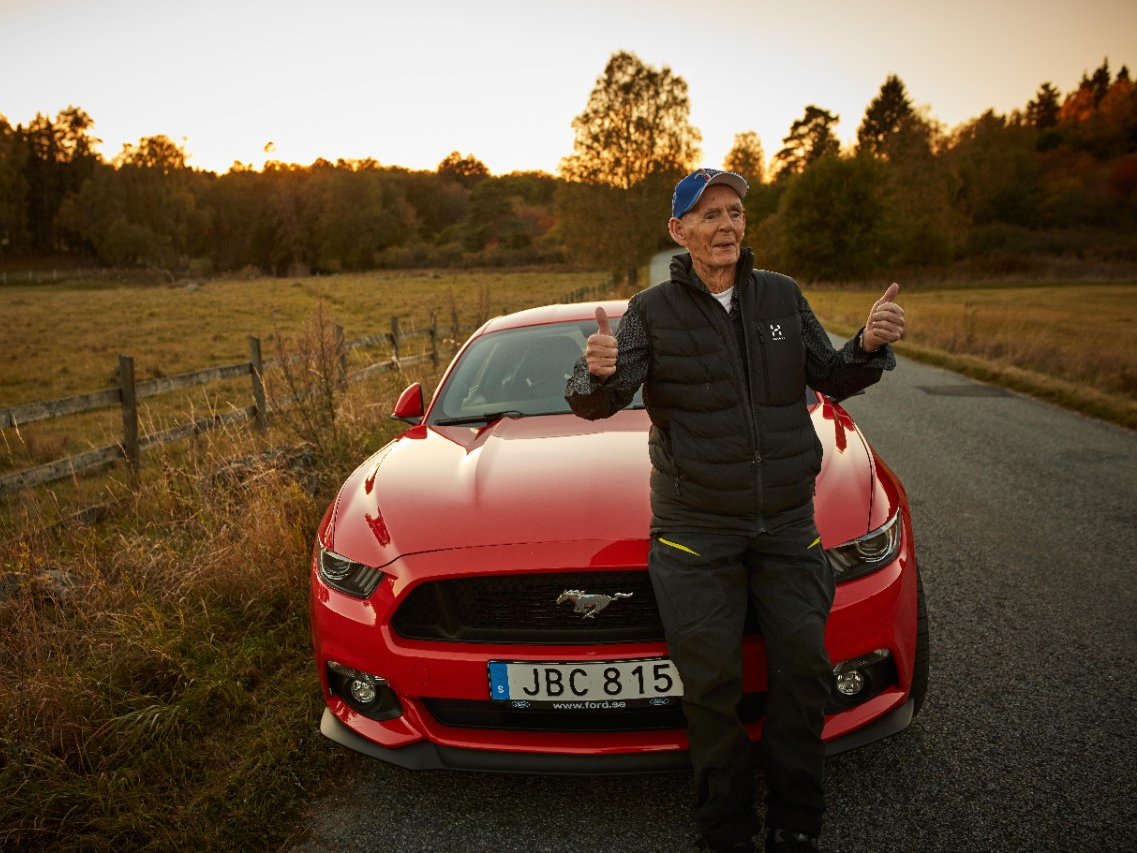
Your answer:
[488,658,683,707]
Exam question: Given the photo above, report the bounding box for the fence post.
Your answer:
[430,311,439,368]
[389,315,401,366]
[118,354,140,484]
[334,324,347,389]
[248,336,267,433]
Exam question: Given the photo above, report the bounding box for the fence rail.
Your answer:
[1,278,616,498]
[0,315,454,497]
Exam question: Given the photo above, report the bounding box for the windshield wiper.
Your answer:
[432,410,524,426]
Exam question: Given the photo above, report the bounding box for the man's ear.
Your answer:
[668,216,686,247]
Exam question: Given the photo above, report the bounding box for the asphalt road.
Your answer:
[284,349,1137,853]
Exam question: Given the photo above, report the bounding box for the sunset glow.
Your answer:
[1,0,1134,176]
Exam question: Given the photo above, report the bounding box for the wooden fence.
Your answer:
[1,278,617,498]
[0,314,455,497]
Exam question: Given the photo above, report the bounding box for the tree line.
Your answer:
[1,53,1134,283]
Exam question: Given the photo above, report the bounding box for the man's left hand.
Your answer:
[862,283,905,352]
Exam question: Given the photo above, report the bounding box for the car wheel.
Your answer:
[910,568,930,717]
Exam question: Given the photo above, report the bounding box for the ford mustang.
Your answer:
[310,300,928,773]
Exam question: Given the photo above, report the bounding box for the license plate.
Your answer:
[488,658,683,709]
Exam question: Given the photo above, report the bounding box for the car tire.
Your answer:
[910,568,930,718]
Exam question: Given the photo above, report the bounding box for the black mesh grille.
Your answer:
[393,570,664,644]
[392,569,762,645]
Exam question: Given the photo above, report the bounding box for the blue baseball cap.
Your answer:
[671,168,749,218]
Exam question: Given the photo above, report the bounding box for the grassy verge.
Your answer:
[0,362,427,851]
[804,281,1136,430]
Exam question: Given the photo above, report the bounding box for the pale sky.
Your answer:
[1,0,1134,176]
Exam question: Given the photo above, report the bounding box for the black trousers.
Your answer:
[648,518,836,846]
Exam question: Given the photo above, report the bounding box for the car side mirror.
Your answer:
[391,383,424,424]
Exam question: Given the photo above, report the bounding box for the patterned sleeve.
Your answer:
[800,293,895,400]
[565,300,650,420]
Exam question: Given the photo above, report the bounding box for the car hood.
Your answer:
[326,411,654,569]
[326,403,879,570]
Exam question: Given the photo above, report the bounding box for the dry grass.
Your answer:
[1,268,595,404]
[0,267,610,526]
[0,268,603,475]
[0,268,615,851]
[0,409,355,850]
[804,281,1137,429]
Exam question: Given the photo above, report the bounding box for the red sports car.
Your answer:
[310,300,928,773]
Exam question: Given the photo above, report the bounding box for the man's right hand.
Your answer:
[586,306,618,380]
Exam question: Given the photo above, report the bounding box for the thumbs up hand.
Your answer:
[586,306,619,380]
[862,283,905,353]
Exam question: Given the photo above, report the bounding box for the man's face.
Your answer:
[669,184,745,274]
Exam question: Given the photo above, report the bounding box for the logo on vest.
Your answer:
[769,323,785,341]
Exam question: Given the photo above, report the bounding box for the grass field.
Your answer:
[0,268,1133,851]
[5,272,1133,409]
[0,267,609,487]
[803,280,1136,429]
[2,268,605,405]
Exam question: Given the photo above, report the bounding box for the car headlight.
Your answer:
[826,510,901,582]
[318,546,385,598]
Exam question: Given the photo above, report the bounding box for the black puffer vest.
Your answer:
[635,250,822,528]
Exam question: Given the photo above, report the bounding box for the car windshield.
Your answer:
[428,319,644,424]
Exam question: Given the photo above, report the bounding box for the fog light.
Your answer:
[326,660,402,721]
[829,649,893,708]
[349,677,378,705]
[835,670,866,697]
[328,660,388,707]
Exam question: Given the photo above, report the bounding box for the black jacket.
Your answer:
[567,250,893,533]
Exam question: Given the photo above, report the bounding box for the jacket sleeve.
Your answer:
[800,291,896,401]
[565,301,650,420]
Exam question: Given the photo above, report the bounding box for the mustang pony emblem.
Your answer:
[556,589,633,619]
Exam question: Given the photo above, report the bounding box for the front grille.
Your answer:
[393,570,764,645]
[393,570,665,644]
[422,694,767,733]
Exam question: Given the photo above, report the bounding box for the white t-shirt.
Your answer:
[712,286,733,312]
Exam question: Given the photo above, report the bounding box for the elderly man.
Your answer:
[566,168,905,853]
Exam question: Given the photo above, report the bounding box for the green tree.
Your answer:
[722,130,773,245]
[60,134,203,274]
[773,106,839,178]
[437,151,489,185]
[307,165,415,272]
[1027,82,1062,130]
[462,179,527,253]
[857,75,914,158]
[878,112,965,266]
[775,154,891,281]
[1087,59,1113,107]
[557,50,701,284]
[197,165,264,270]
[19,106,101,252]
[723,130,765,184]
[0,114,30,253]
[945,111,1042,226]
[116,133,188,171]
[391,168,467,244]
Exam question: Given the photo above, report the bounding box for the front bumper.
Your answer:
[320,697,915,774]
